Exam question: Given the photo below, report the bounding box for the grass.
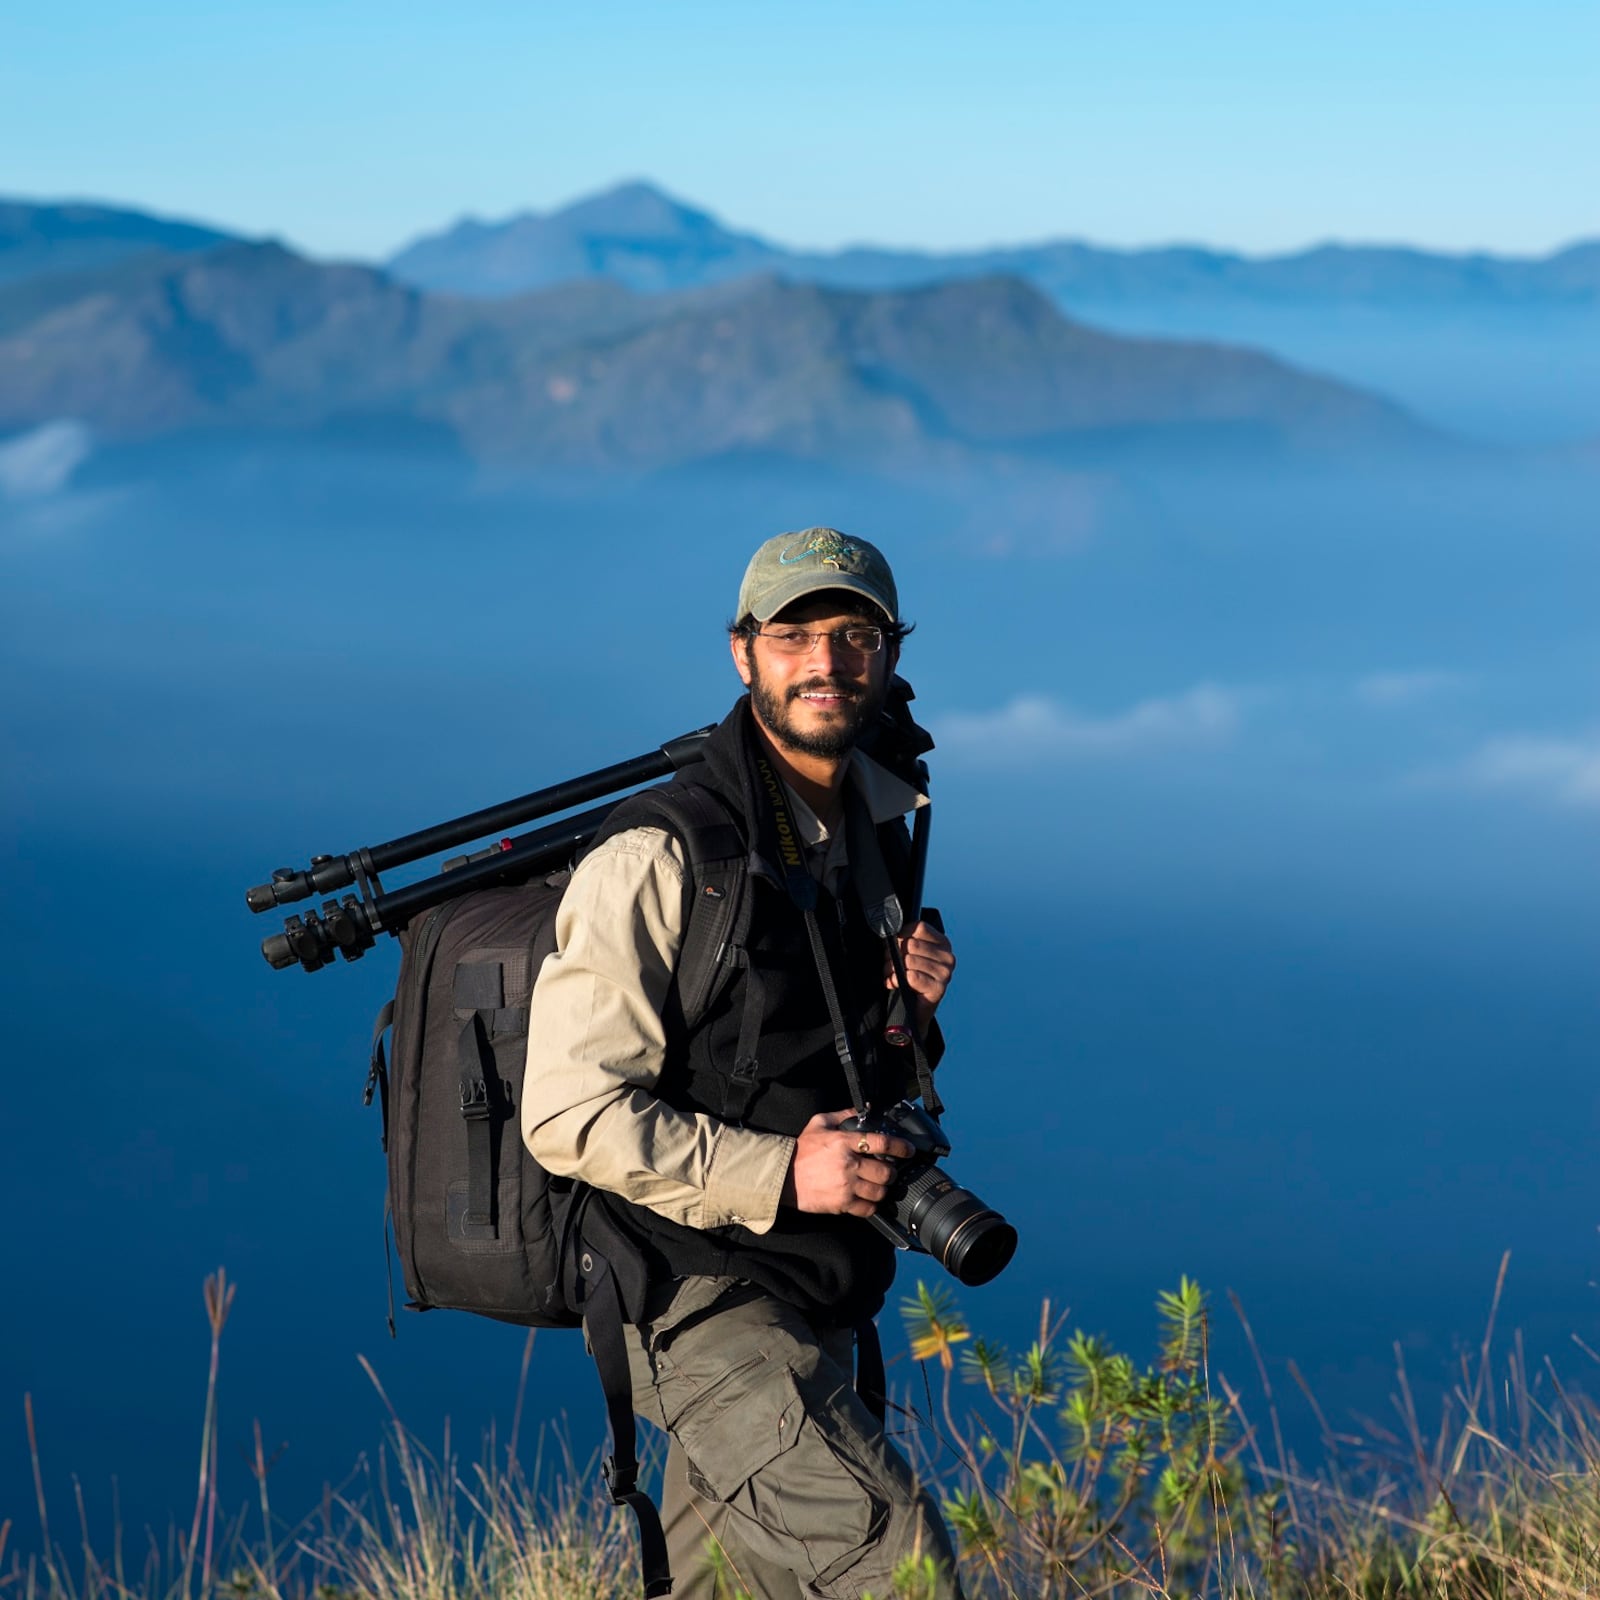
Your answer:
[11,1259,1600,1600]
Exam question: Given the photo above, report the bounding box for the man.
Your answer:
[523,528,964,1598]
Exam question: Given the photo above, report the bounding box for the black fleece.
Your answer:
[591,697,929,1327]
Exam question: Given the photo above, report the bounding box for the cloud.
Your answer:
[0,420,93,501]
[1454,733,1600,810]
[935,682,1242,763]
[1354,670,1468,708]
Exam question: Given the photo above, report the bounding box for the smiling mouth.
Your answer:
[792,684,860,708]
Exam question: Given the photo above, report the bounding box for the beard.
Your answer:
[747,651,887,760]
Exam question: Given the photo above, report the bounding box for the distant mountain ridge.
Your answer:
[389,181,1600,307]
[0,232,1428,471]
[0,199,239,288]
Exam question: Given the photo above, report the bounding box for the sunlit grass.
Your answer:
[13,1258,1600,1600]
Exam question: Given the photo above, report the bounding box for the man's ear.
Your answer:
[730,630,754,687]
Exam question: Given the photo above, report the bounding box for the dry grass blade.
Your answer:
[23,1396,61,1596]
[18,1270,1600,1600]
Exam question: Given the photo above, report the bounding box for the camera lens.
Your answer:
[896,1165,1017,1287]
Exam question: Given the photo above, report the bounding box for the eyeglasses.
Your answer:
[754,626,886,657]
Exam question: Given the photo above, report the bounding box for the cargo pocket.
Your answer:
[672,1355,802,1500]
[673,1360,889,1589]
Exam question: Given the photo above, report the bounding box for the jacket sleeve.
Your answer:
[520,826,794,1234]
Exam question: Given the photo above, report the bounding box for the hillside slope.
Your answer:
[0,241,1428,468]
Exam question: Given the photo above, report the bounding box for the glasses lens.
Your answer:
[765,629,813,654]
[842,628,883,654]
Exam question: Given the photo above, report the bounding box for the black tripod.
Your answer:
[245,726,716,972]
[247,677,935,976]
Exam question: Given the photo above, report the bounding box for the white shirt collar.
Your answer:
[783,749,928,852]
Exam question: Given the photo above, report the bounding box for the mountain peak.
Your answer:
[553,180,719,238]
[388,179,776,296]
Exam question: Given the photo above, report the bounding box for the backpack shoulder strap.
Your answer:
[601,781,749,1030]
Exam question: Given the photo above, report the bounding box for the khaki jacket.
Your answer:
[521,752,926,1237]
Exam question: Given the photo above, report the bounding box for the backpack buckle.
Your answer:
[601,1453,636,1501]
[460,1078,492,1118]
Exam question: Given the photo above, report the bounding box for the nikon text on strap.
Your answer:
[750,747,872,1119]
[843,783,943,1118]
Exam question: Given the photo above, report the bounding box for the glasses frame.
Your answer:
[751,624,889,657]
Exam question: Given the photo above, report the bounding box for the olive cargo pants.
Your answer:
[623,1277,963,1599]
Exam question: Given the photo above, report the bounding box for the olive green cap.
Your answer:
[735,527,899,624]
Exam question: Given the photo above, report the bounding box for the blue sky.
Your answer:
[3,0,1596,261]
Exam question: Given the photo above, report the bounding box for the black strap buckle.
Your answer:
[460,1078,492,1118]
[366,1001,394,1109]
[601,1452,636,1501]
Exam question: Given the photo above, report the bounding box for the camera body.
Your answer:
[840,1100,1017,1287]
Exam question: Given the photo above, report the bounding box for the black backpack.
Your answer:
[366,781,748,1599]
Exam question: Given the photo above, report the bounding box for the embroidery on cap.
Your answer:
[778,529,869,573]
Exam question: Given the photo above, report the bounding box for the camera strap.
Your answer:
[844,785,943,1118]
[750,746,870,1118]
[802,905,870,1119]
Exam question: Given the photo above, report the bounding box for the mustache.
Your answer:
[788,677,862,700]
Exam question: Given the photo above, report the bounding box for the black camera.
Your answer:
[841,1101,1017,1287]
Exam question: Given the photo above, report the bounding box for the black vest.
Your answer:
[593,700,926,1326]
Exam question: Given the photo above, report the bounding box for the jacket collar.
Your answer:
[697,697,925,890]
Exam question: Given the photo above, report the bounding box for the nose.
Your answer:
[809,632,868,681]
[810,632,843,674]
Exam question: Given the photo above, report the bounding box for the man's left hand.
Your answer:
[886,920,956,1029]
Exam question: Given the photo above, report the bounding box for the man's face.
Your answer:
[732,593,896,760]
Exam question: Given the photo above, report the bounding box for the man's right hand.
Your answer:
[781,1110,915,1217]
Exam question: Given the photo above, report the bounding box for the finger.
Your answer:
[809,1109,854,1131]
[855,1158,898,1188]
[847,1134,914,1161]
[854,1167,901,1202]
